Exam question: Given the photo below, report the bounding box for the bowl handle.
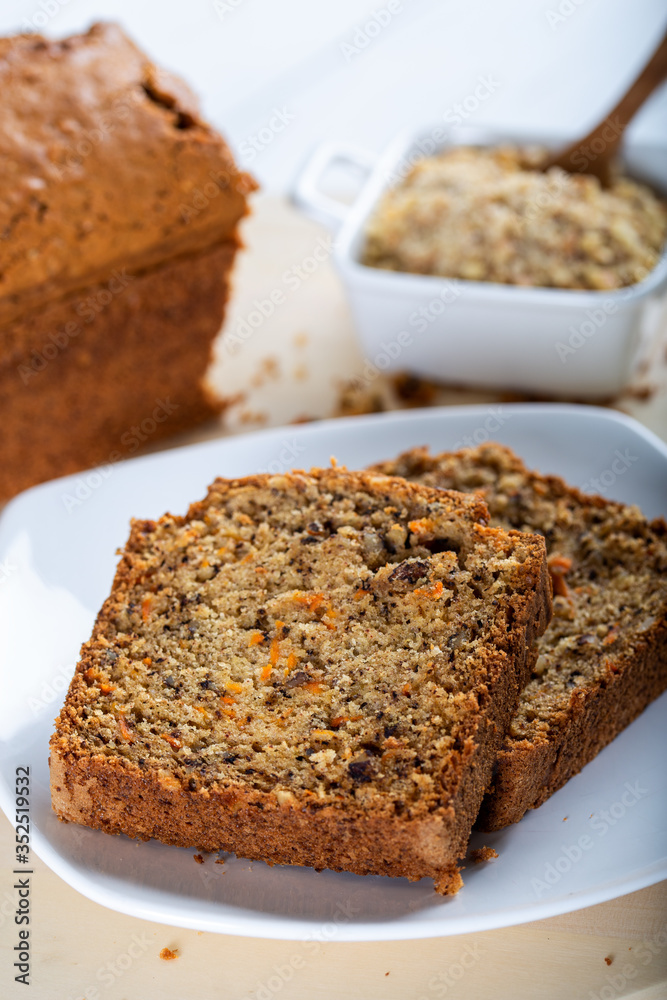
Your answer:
[291,141,377,229]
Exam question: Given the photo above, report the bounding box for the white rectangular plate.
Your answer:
[0,403,665,940]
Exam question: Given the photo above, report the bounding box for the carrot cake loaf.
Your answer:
[0,23,256,500]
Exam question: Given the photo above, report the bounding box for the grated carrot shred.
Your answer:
[414,581,444,599]
[221,695,236,705]
[292,592,326,613]
[311,729,336,739]
[248,632,264,646]
[260,664,272,683]
[142,657,152,666]
[283,652,298,677]
[141,596,152,621]
[161,733,182,749]
[408,518,435,535]
[304,681,324,693]
[118,715,134,742]
[603,625,619,645]
[550,573,570,599]
[226,681,244,694]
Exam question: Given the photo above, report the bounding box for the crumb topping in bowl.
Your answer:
[362,145,667,291]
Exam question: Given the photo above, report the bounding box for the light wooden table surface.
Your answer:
[2,196,666,999]
[1,815,665,1000]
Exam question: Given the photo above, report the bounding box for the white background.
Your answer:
[2,0,666,191]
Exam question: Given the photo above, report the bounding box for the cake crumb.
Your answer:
[160,948,179,961]
[215,858,225,865]
[470,846,498,863]
[563,816,568,822]
[604,956,613,966]
[193,853,204,864]
[237,409,268,426]
[251,356,281,388]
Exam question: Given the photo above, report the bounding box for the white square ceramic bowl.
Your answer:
[292,127,667,398]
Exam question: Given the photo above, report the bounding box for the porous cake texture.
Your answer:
[51,468,550,892]
[373,444,667,830]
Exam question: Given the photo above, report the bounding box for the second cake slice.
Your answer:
[51,468,550,893]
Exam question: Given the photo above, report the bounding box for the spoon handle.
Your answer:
[545,28,667,186]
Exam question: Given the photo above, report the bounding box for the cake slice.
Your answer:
[50,467,550,893]
[372,444,667,830]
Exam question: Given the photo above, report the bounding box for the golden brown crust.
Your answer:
[478,616,667,830]
[1,22,256,500]
[0,22,256,324]
[0,243,234,500]
[50,468,551,893]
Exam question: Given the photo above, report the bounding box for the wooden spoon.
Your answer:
[543,27,667,187]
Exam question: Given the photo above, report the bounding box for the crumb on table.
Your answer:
[193,853,204,864]
[470,846,499,863]
[604,956,613,966]
[160,948,179,961]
